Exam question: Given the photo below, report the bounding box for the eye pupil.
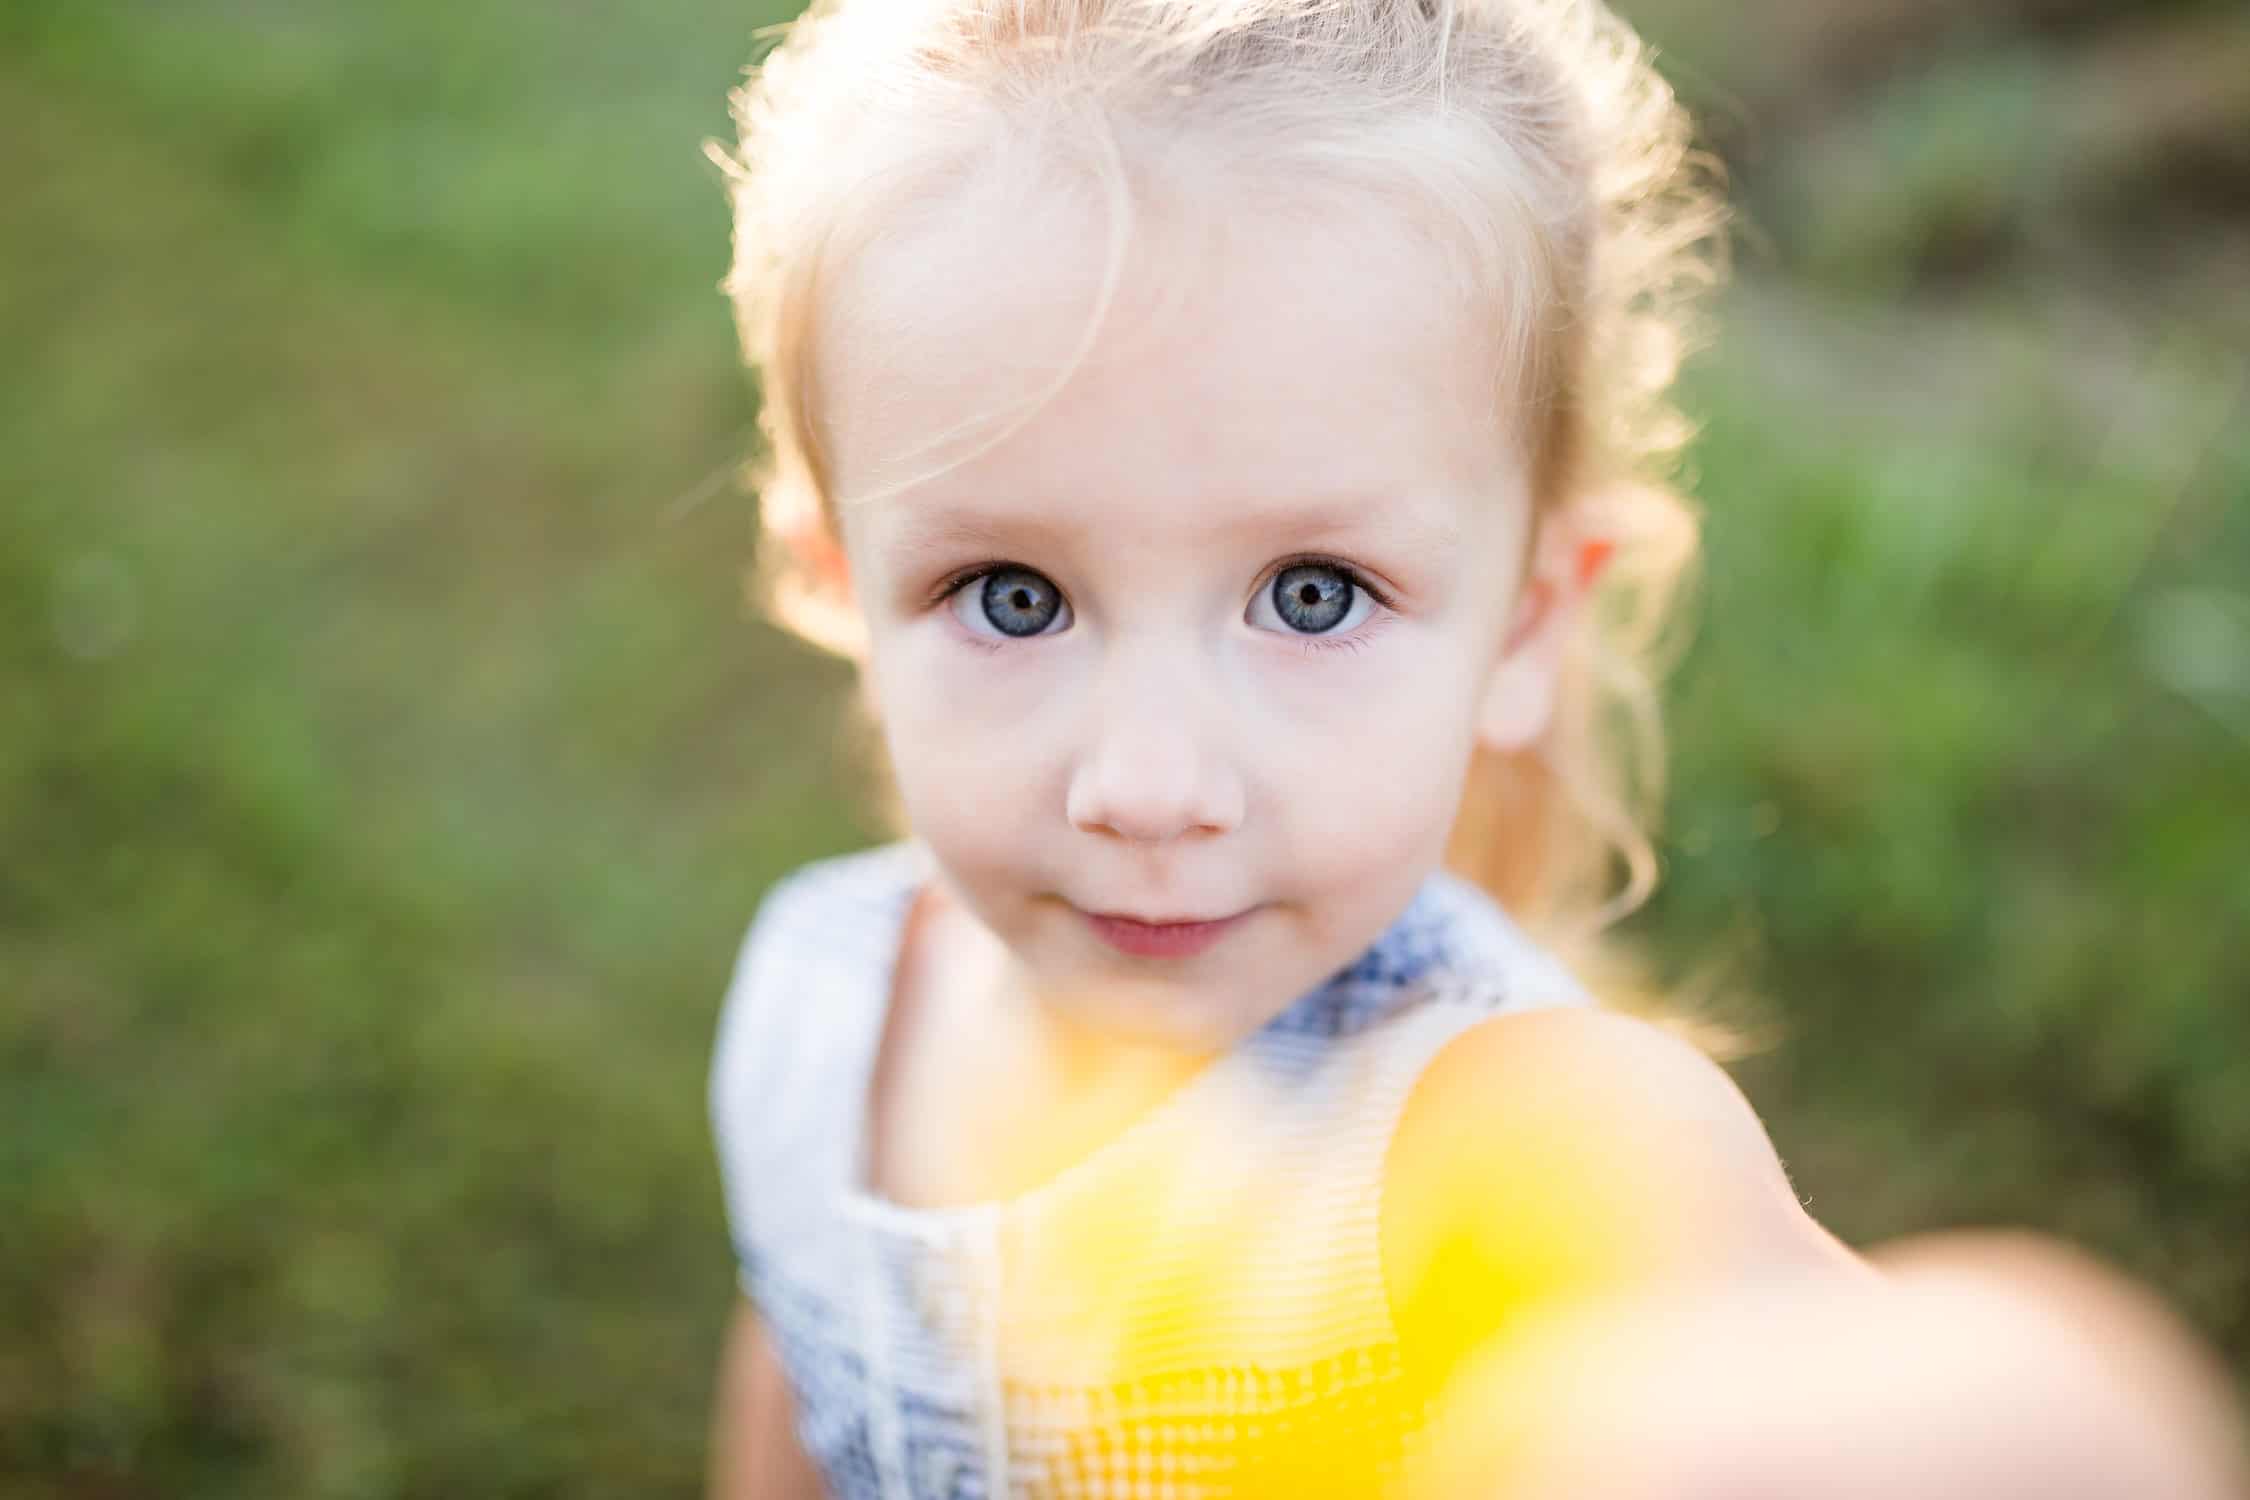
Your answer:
[1271,564,1352,634]
[980,568,1060,637]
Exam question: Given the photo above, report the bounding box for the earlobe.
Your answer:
[1576,538,1615,591]
[1476,614,1563,751]
[1475,528,1609,753]
[760,486,868,660]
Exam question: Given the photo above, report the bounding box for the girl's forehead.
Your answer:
[817,182,1523,525]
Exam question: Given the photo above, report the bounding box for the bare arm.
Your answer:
[708,1296,829,1500]
[1382,1007,1867,1381]
[1419,1233,2248,1500]
[1380,1010,2246,1499]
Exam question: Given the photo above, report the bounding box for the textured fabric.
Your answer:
[710,842,1590,1499]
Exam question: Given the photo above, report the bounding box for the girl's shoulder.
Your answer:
[725,838,926,995]
[1379,1002,1831,1371]
[712,838,924,1050]
[735,840,927,953]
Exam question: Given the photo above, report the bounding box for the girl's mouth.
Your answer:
[1082,908,1252,960]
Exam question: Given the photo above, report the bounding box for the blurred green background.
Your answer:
[4,0,2246,1492]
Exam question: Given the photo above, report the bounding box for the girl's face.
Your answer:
[818,185,1570,1049]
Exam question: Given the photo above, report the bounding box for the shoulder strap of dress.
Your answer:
[1418,869,1596,1015]
[709,844,923,1279]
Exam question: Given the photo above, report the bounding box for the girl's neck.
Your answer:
[870,883,1213,1209]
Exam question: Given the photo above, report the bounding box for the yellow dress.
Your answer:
[710,841,1591,1498]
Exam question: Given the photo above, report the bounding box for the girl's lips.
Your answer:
[1083,908,1251,960]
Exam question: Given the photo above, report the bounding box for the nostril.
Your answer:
[1067,772,1191,844]
[1066,767,1242,844]
[1067,697,1244,842]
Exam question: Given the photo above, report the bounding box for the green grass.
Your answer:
[5,9,850,1491]
[1645,291,2250,1334]
[5,2,2247,1494]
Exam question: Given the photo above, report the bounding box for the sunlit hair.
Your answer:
[710,0,1724,949]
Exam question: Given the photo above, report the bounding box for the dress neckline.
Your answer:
[831,842,1487,1240]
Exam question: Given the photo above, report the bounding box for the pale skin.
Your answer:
[707,173,2244,1498]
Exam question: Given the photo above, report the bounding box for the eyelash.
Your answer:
[1273,563,1396,660]
[931,555,1396,656]
[928,563,1002,608]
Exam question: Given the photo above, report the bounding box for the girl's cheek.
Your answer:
[1244,632,1488,845]
[874,644,1060,876]
[870,624,1078,775]
[1243,625,1480,732]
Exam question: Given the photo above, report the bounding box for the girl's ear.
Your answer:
[760,484,869,660]
[1476,525,1612,752]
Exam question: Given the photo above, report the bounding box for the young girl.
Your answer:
[700,0,2243,1495]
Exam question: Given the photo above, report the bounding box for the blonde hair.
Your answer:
[710,0,1724,951]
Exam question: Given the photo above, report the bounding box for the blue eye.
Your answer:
[1268,564,1353,633]
[953,565,1068,639]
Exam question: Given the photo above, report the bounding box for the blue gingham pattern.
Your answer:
[710,842,1588,1498]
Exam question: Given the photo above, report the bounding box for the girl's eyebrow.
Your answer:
[1173,489,1471,567]
[1232,491,1466,554]
[870,509,1078,565]
[874,490,1467,561]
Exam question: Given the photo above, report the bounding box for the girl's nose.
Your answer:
[1064,685,1245,845]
